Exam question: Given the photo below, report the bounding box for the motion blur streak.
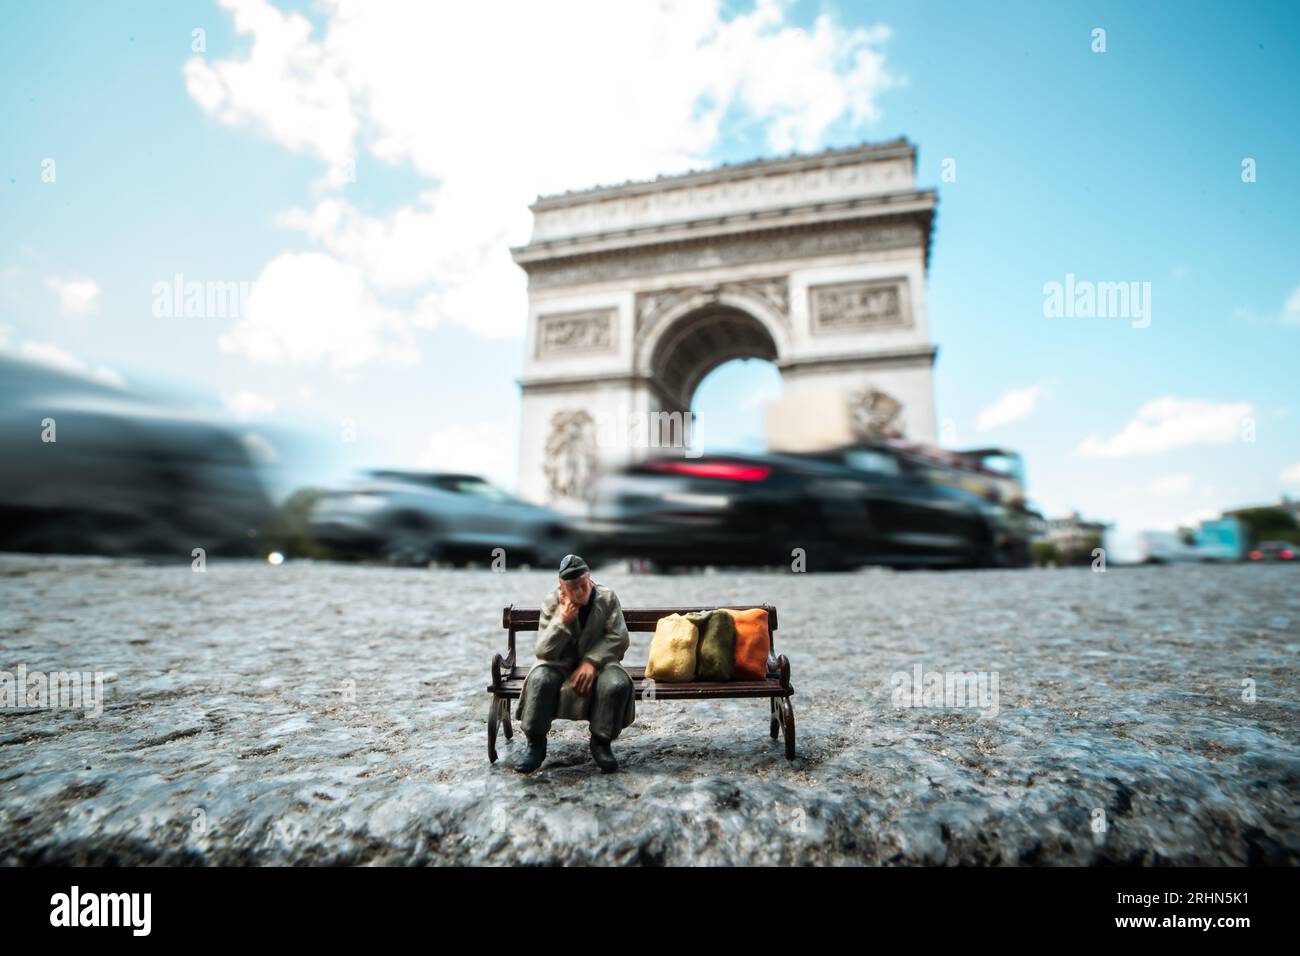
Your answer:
[0,356,273,557]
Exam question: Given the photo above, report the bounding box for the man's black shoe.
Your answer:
[590,734,618,773]
[515,736,547,774]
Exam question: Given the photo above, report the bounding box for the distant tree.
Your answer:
[1232,507,1300,546]
[1068,533,1104,565]
[1032,541,1059,567]
[265,487,335,559]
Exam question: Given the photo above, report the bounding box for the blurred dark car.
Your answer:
[0,356,274,557]
[309,470,579,566]
[585,444,1029,571]
[1248,540,1297,562]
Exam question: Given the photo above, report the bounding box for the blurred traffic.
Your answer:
[1250,541,1296,562]
[308,470,577,567]
[0,355,273,557]
[585,443,1036,570]
[3,351,1298,570]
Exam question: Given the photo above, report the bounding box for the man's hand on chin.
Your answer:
[559,597,579,625]
[569,661,597,695]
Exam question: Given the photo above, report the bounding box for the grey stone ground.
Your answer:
[0,554,1296,865]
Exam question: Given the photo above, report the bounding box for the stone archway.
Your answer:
[511,139,940,506]
[639,292,787,413]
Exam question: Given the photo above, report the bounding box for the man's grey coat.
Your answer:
[514,583,636,731]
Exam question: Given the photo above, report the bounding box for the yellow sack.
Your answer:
[645,613,699,683]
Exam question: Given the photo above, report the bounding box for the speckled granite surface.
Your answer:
[1,556,1296,865]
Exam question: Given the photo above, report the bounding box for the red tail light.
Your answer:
[1282,549,1295,560]
[1249,551,1262,560]
[644,460,771,482]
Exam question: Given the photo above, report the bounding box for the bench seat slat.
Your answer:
[486,677,791,700]
[503,665,779,681]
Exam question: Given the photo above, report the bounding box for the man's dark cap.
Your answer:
[558,554,589,580]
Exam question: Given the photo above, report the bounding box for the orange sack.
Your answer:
[725,607,770,680]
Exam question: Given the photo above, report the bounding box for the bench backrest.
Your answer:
[501,604,778,656]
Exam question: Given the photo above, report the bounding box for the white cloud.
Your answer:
[1281,462,1300,487]
[183,0,357,169]
[224,389,278,419]
[44,276,100,315]
[1235,283,1300,327]
[219,251,418,369]
[1077,397,1254,458]
[186,0,901,349]
[9,339,126,389]
[275,192,528,338]
[1148,474,1192,496]
[976,385,1042,431]
[1283,284,1300,326]
[415,421,516,490]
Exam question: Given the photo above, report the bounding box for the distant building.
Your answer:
[1042,511,1110,552]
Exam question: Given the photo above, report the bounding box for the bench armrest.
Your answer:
[490,650,515,692]
[772,654,790,691]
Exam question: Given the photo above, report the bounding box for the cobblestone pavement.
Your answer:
[1,555,1296,865]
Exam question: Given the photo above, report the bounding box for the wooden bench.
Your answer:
[487,604,795,763]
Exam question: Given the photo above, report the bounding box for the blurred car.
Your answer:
[309,470,578,566]
[1248,540,1297,562]
[585,444,1026,571]
[0,355,274,557]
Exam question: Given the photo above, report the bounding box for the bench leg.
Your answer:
[779,697,796,761]
[769,697,780,739]
[487,695,500,764]
[500,697,513,741]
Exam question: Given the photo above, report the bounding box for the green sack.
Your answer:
[686,609,736,681]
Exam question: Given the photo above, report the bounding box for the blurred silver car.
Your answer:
[309,470,578,566]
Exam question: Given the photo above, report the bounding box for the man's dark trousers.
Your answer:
[518,664,633,741]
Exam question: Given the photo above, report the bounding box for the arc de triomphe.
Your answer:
[510,138,938,508]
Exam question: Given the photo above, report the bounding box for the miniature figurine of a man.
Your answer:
[514,554,635,773]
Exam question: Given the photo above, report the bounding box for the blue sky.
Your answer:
[2,0,1297,540]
